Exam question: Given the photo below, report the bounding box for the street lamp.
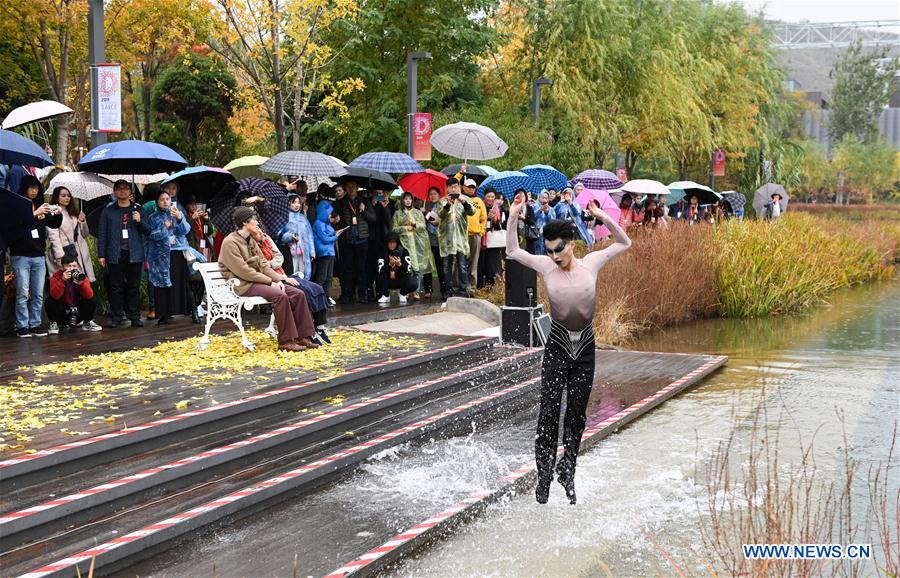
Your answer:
[531,77,553,124]
[88,0,107,148]
[407,51,432,158]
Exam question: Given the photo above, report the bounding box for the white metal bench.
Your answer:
[194,262,277,351]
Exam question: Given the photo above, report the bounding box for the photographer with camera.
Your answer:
[376,232,418,304]
[11,175,61,337]
[46,253,102,333]
[437,177,476,299]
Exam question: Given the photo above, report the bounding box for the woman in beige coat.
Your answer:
[46,186,96,282]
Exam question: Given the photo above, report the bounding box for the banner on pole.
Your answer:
[91,64,122,133]
[413,112,431,161]
[713,149,726,177]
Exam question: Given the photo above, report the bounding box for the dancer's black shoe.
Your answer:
[535,477,552,504]
[557,471,577,505]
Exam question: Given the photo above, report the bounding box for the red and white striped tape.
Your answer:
[17,375,541,578]
[324,355,727,578]
[0,338,490,471]
[0,349,535,528]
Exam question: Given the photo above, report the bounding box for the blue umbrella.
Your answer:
[78,140,187,175]
[520,164,568,192]
[0,186,37,249]
[477,165,499,177]
[350,152,425,174]
[476,171,536,200]
[0,129,54,168]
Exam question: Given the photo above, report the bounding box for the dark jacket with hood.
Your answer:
[376,231,413,281]
[10,175,62,257]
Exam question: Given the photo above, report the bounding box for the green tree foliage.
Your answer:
[307,0,501,158]
[833,135,897,204]
[0,39,44,112]
[828,41,899,144]
[150,53,238,165]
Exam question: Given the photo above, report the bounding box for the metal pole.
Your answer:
[531,77,553,124]
[88,0,107,148]
[406,51,431,158]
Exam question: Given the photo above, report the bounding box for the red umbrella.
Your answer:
[398,168,446,200]
[575,188,622,239]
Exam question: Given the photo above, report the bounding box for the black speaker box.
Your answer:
[505,259,537,307]
[501,306,541,347]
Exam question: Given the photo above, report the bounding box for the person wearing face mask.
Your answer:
[391,191,430,301]
[507,192,632,505]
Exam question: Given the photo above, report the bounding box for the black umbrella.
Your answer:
[160,166,236,204]
[333,166,396,191]
[0,186,35,249]
[440,164,489,184]
[209,177,290,236]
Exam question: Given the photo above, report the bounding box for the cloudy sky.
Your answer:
[734,0,899,23]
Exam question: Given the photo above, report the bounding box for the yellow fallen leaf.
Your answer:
[175,400,189,411]
[103,416,116,424]
[153,411,162,416]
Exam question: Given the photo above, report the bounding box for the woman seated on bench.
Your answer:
[218,207,319,352]
[249,224,331,345]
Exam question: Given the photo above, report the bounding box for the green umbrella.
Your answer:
[224,155,269,180]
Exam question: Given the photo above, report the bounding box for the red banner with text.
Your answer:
[413,112,432,161]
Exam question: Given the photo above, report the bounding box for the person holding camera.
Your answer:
[421,186,446,300]
[438,177,476,299]
[46,253,102,333]
[376,232,418,304]
[46,186,96,283]
[11,175,61,337]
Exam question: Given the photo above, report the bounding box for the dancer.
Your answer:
[506,192,632,504]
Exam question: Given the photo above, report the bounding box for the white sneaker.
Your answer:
[48,322,59,335]
[328,297,336,307]
[377,295,390,304]
[82,320,103,332]
[398,294,407,304]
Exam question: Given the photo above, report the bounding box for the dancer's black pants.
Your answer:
[535,321,596,484]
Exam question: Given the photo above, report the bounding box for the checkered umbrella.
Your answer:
[209,177,290,235]
[569,169,623,191]
[350,152,425,174]
[431,122,508,161]
[47,172,114,201]
[520,164,569,192]
[259,151,348,177]
[720,190,747,211]
[476,171,536,200]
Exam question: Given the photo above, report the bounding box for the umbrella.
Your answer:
[1,100,73,129]
[223,155,269,180]
[477,165,499,177]
[666,181,720,206]
[78,140,187,174]
[398,169,447,200]
[720,190,747,211]
[161,166,235,204]
[0,186,36,249]
[349,152,425,174]
[520,164,569,192]
[620,179,669,199]
[259,151,347,177]
[440,163,490,184]
[210,177,290,236]
[47,172,113,201]
[431,121,508,161]
[334,166,396,191]
[100,173,168,185]
[476,171,536,200]
[753,183,789,216]
[0,129,54,168]
[574,188,622,239]
[570,169,623,191]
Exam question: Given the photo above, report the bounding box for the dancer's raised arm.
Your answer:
[507,193,555,274]
[582,202,632,275]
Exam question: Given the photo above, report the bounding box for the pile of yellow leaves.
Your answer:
[1,329,427,452]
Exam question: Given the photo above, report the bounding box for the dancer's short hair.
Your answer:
[542,219,576,242]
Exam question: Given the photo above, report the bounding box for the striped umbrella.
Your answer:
[570,169,622,191]
[520,164,569,192]
[350,152,425,174]
[259,151,347,177]
[431,122,508,161]
[476,171,536,200]
[210,177,290,235]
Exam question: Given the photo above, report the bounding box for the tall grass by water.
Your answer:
[479,212,899,345]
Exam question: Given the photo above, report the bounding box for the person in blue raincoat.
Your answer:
[312,198,339,300]
[552,187,591,244]
[278,193,316,280]
[532,190,555,255]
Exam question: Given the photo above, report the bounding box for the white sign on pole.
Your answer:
[90,63,121,133]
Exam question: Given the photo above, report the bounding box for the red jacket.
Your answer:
[49,269,94,306]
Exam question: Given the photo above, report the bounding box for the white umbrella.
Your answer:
[620,179,670,198]
[47,172,114,201]
[431,121,508,161]
[1,100,74,129]
[100,173,168,185]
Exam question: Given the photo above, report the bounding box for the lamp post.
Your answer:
[531,77,553,124]
[88,0,107,148]
[709,112,724,190]
[407,51,432,158]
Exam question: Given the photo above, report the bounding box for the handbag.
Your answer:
[486,229,506,249]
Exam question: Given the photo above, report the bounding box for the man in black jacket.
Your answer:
[335,180,375,304]
[97,180,151,328]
